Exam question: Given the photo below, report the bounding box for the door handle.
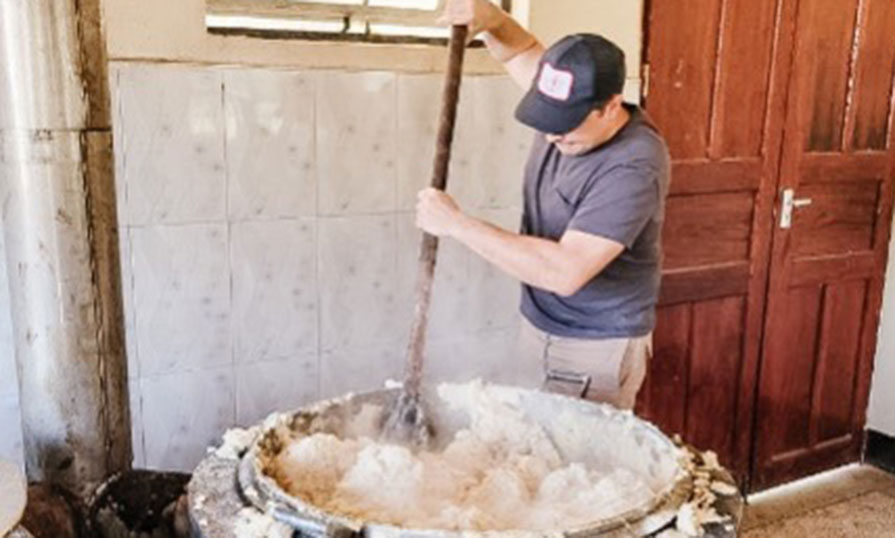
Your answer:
[780,188,812,229]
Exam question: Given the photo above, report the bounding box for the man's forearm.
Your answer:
[452,215,578,296]
[414,189,622,295]
[481,9,538,61]
[478,4,544,86]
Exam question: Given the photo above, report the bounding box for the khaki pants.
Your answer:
[517,318,652,410]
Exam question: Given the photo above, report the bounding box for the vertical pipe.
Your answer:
[0,0,130,497]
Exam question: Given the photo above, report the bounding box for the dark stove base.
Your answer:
[90,470,191,538]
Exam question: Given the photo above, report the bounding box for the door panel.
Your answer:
[641,304,691,436]
[800,1,859,152]
[711,0,780,158]
[751,0,895,490]
[790,181,880,257]
[638,0,785,482]
[814,281,866,442]
[663,192,754,268]
[685,297,746,464]
[759,285,823,459]
[640,299,747,468]
[645,0,725,160]
[851,0,895,150]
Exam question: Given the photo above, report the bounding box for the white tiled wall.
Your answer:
[112,63,532,472]
[224,70,317,220]
[316,72,398,216]
[117,66,227,226]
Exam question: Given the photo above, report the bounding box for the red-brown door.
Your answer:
[751,0,895,490]
[637,0,787,483]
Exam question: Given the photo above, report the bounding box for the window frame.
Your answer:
[205,0,512,45]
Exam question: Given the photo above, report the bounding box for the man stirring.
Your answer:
[416,0,670,410]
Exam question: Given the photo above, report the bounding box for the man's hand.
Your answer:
[438,0,503,37]
[439,0,542,87]
[416,188,466,237]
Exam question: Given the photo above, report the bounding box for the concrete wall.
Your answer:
[527,0,643,73]
[0,229,24,466]
[869,223,895,437]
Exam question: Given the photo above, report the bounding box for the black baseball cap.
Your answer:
[515,34,626,135]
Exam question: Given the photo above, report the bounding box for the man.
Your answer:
[416,0,670,410]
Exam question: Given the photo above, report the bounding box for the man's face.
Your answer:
[544,98,625,156]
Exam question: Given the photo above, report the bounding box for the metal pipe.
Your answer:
[0,0,130,496]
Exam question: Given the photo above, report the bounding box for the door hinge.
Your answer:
[641,63,650,102]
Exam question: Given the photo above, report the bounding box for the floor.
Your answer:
[741,465,895,537]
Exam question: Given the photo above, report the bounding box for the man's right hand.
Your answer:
[438,0,504,37]
[440,0,543,89]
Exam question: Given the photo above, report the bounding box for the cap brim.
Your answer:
[514,89,593,135]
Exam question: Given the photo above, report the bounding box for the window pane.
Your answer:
[206,0,508,41]
[368,0,439,10]
[369,23,448,38]
[290,0,363,4]
[205,14,347,32]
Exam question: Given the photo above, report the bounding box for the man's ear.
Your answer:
[608,94,625,115]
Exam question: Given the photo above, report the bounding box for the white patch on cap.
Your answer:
[538,63,575,101]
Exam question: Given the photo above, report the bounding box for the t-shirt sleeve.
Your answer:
[566,160,660,249]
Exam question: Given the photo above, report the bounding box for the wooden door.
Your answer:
[636,0,788,482]
[751,0,895,490]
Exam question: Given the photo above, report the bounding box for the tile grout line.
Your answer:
[394,72,400,233]
[136,362,242,381]
[313,71,323,401]
[393,72,402,371]
[220,72,238,426]
[122,206,486,229]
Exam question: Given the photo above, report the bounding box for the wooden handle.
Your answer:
[431,25,469,191]
[403,25,469,398]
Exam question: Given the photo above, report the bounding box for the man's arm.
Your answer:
[416,188,624,297]
[442,0,545,89]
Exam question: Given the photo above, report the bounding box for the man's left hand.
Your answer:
[416,188,465,237]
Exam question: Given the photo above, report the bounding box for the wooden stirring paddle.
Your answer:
[381,24,469,446]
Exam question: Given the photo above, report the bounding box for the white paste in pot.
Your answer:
[270,381,657,532]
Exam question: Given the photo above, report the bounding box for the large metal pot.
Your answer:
[236,384,692,538]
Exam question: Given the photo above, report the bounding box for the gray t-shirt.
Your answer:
[520,105,670,339]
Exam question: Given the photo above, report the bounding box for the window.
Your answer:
[206,0,511,44]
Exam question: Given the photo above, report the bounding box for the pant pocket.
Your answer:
[616,335,652,410]
[543,369,593,398]
[543,337,628,404]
